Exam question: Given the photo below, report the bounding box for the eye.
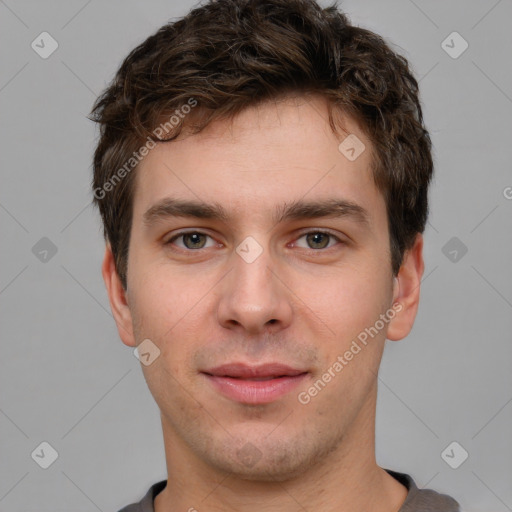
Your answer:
[165,231,217,250]
[165,230,344,252]
[293,231,342,250]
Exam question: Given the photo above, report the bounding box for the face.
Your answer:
[106,95,419,481]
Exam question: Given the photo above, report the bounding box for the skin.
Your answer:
[103,94,424,512]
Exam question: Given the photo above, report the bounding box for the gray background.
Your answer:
[1,0,511,510]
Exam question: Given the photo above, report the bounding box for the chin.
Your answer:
[198,432,339,483]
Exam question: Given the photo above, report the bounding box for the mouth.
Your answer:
[201,363,309,404]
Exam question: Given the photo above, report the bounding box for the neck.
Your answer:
[154,385,407,512]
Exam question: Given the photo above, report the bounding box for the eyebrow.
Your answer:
[143,197,370,228]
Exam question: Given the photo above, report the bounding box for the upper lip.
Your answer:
[202,363,308,379]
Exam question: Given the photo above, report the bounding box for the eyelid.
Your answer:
[294,227,344,239]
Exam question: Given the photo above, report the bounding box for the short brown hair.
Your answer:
[90,0,433,289]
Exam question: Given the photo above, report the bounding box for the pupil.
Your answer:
[185,233,205,249]
[308,233,328,249]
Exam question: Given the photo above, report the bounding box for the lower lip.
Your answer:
[204,373,308,404]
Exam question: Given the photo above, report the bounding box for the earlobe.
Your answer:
[102,244,136,347]
[386,234,425,342]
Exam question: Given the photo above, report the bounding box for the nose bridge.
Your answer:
[216,238,292,332]
[233,245,273,297]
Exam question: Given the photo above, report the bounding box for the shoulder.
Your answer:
[386,469,461,512]
[116,480,167,512]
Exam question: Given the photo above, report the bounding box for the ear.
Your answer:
[102,244,136,347]
[386,233,424,341]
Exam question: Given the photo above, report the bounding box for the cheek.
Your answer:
[292,262,392,341]
[129,265,196,335]
[129,269,208,375]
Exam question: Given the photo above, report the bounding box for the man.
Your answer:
[90,0,460,510]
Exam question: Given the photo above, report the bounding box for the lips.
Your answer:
[204,363,306,379]
[202,363,308,404]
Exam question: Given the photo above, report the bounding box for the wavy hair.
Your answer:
[90,0,433,289]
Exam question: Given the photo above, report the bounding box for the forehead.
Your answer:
[132,95,384,226]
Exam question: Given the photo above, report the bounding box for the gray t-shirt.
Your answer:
[117,469,460,511]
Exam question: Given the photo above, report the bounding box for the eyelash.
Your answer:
[164,230,344,252]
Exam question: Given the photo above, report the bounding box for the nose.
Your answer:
[216,245,293,335]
